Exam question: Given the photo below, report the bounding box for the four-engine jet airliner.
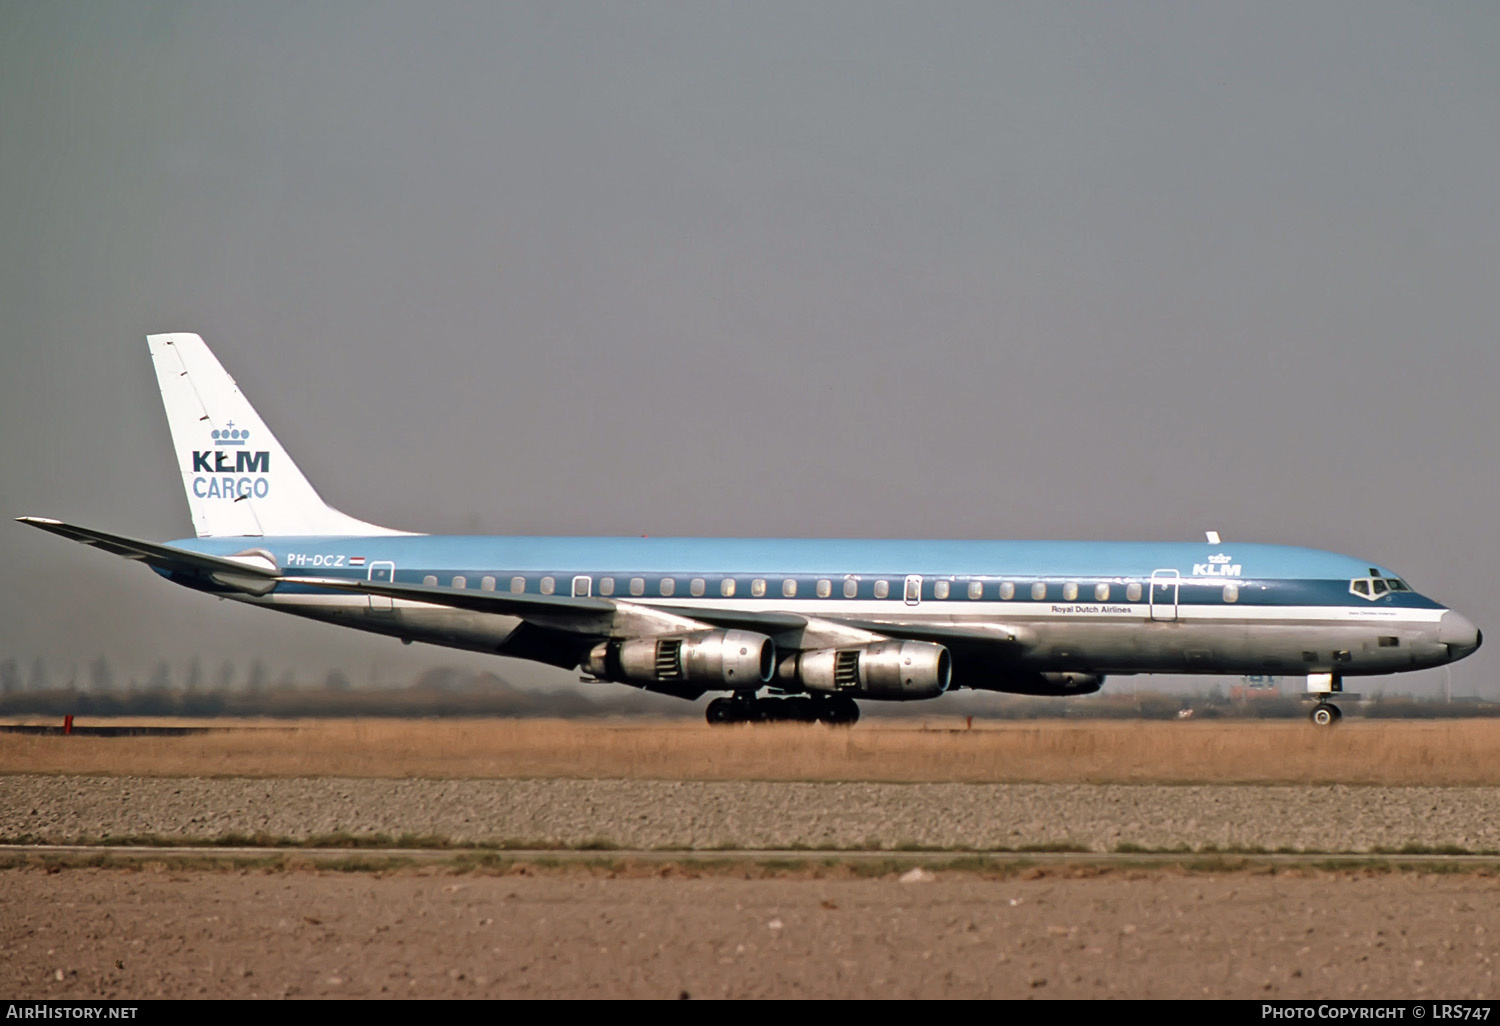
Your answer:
[19,334,1482,726]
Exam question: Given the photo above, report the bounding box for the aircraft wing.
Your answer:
[292,574,811,632]
[650,606,810,634]
[292,573,1030,651]
[833,619,1035,649]
[16,517,279,588]
[288,574,616,619]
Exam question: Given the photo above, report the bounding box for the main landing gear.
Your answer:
[705,694,860,726]
[1309,702,1343,727]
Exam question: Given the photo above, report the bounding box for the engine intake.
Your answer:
[586,630,775,687]
[791,640,951,701]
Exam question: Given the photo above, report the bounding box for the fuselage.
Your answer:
[166,534,1481,687]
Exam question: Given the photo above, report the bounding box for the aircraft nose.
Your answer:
[1438,611,1482,661]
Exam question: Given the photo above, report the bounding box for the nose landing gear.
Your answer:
[1304,673,1355,727]
[1309,702,1342,727]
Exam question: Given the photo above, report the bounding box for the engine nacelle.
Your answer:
[791,640,951,701]
[586,630,775,687]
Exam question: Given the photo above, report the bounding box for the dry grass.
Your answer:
[4,717,1500,784]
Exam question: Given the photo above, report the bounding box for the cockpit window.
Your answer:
[1351,576,1409,600]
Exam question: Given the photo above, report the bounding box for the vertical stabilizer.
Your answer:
[148,333,413,538]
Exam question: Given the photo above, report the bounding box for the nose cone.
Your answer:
[1439,611,1483,662]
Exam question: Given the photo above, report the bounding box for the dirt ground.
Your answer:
[4,865,1499,999]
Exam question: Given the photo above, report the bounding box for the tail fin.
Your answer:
[148,333,413,538]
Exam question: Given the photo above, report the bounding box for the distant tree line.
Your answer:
[0,656,382,696]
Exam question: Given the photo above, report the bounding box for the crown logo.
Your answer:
[1207,553,1232,564]
[211,421,249,446]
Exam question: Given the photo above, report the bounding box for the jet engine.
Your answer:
[790,640,951,701]
[585,630,776,687]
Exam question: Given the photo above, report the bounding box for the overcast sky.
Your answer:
[2,1,1497,697]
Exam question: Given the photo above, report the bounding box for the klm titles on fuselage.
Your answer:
[1192,553,1242,577]
[190,448,271,500]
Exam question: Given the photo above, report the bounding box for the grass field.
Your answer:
[4,717,1500,784]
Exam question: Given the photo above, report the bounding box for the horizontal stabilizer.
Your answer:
[16,517,279,585]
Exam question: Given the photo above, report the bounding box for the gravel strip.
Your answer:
[3,776,1497,852]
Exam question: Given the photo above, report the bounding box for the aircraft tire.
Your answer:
[817,696,860,726]
[785,697,819,723]
[752,697,783,722]
[1309,703,1340,727]
[706,697,741,726]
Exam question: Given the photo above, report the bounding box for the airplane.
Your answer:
[19,333,1482,727]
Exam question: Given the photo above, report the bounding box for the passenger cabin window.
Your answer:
[540,576,555,595]
[782,579,797,598]
[572,576,590,597]
[874,580,889,599]
[1000,581,1015,600]
[816,579,832,598]
[934,581,950,600]
[1031,582,1047,601]
[1062,582,1078,601]
[1094,583,1110,601]
[1223,583,1239,603]
[843,579,858,599]
[451,576,466,589]
[510,576,526,594]
[599,577,615,596]
[630,577,645,596]
[423,575,438,587]
[752,579,766,597]
[690,578,706,597]
[659,578,675,597]
[721,578,736,597]
[1126,582,1142,602]
[968,581,983,600]
[481,576,496,592]
[905,577,921,603]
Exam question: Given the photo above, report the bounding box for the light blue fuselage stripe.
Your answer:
[181,537,1393,579]
[174,536,1446,611]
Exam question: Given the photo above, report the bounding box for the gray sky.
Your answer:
[2,1,1498,696]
